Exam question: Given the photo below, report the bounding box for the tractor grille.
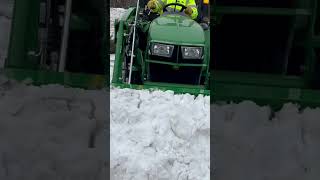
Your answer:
[149,63,203,85]
[150,45,204,64]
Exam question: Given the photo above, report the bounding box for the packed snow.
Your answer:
[110,88,210,180]
[0,76,107,179]
[0,2,107,179]
[212,101,320,179]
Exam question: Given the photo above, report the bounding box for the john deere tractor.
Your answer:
[112,1,211,95]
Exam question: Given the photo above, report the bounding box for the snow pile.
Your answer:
[110,88,210,180]
[0,76,107,179]
[301,107,320,179]
[212,101,320,179]
[110,8,127,40]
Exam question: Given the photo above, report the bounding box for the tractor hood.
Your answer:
[149,14,205,45]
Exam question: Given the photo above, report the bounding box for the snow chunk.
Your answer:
[110,88,210,180]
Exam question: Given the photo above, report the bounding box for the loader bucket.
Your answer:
[211,0,320,108]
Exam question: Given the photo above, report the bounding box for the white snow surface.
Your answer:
[212,101,320,179]
[110,88,210,180]
[0,76,107,179]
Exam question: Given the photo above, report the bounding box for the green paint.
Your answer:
[7,0,40,69]
[112,7,210,95]
[5,0,107,89]
[211,0,320,108]
[212,82,320,109]
[149,15,205,45]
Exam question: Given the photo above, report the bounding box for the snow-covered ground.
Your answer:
[110,88,210,180]
[212,101,320,179]
[0,77,107,179]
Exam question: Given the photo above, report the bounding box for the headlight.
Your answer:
[181,46,203,59]
[151,43,174,57]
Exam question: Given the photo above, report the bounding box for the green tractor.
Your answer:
[112,2,211,95]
